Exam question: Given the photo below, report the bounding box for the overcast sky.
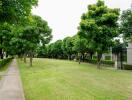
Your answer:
[32,0,132,42]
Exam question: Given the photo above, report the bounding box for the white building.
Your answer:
[127,42,132,65]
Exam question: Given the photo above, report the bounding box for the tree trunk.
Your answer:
[6,53,8,58]
[24,54,27,63]
[0,48,3,59]
[0,37,3,59]
[30,56,33,67]
[90,52,93,60]
[120,50,123,70]
[19,55,23,61]
[79,56,81,64]
[97,53,102,69]
[1,53,3,59]
[78,53,81,64]
[75,54,78,62]
[29,52,33,67]
[82,53,85,62]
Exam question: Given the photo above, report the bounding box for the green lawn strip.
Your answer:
[18,58,132,100]
[0,60,12,80]
[0,63,9,72]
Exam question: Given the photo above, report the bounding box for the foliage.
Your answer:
[105,56,111,60]
[92,56,97,60]
[120,8,132,41]
[37,46,47,58]
[0,0,39,60]
[78,0,120,68]
[72,35,88,54]
[44,35,94,60]
[53,40,63,58]
[0,22,13,58]
[87,59,114,66]
[61,37,74,59]
[123,64,132,70]
[0,0,38,23]
[16,15,52,66]
[0,57,13,68]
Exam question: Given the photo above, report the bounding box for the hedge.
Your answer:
[105,56,111,60]
[87,59,114,66]
[101,60,114,66]
[92,56,97,60]
[123,64,132,70]
[0,58,13,67]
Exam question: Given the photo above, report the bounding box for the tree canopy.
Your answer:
[120,8,132,41]
[0,0,38,23]
[78,0,120,68]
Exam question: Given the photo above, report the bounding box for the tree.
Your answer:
[46,43,55,58]
[0,23,13,59]
[73,35,88,64]
[78,0,120,68]
[53,40,63,59]
[61,37,74,60]
[0,0,39,59]
[0,0,38,23]
[16,15,52,66]
[36,45,48,58]
[120,8,132,41]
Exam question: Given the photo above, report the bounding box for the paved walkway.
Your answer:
[0,59,25,100]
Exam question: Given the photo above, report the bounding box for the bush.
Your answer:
[87,59,114,66]
[87,59,97,64]
[101,60,114,66]
[105,56,111,60]
[92,56,97,60]
[0,58,13,68]
[123,64,132,70]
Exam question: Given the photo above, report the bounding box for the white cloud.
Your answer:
[32,0,132,42]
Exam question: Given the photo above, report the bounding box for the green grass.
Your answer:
[0,60,11,80]
[0,63,9,72]
[18,58,132,100]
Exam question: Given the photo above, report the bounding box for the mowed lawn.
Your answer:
[18,58,132,100]
[0,60,11,80]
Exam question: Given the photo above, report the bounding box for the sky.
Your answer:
[32,0,132,42]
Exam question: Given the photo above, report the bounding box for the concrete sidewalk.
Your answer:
[0,59,25,100]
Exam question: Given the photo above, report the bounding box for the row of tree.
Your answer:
[37,35,94,63]
[0,0,52,66]
[37,0,132,68]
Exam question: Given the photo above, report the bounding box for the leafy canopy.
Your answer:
[0,0,38,23]
[120,8,132,41]
[78,0,120,54]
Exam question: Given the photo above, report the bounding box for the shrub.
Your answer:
[101,60,114,66]
[0,58,13,68]
[87,59,97,64]
[123,64,132,70]
[105,56,111,60]
[92,56,97,60]
[87,59,114,66]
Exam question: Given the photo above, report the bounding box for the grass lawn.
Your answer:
[0,60,11,80]
[18,58,132,100]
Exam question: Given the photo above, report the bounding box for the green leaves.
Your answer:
[0,0,38,23]
[120,8,132,41]
[72,35,88,54]
[78,0,120,54]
